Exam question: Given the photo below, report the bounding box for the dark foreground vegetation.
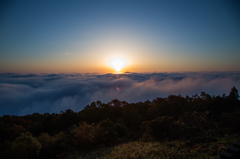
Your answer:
[0,87,240,159]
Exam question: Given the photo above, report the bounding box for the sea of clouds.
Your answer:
[0,72,240,116]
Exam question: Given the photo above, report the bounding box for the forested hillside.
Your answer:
[0,87,239,159]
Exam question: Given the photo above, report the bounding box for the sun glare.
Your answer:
[111,59,125,72]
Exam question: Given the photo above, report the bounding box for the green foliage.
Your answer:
[174,111,209,139]
[6,124,26,141]
[147,97,168,119]
[150,116,173,139]
[73,134,239,159]
[0,141,14,159]
[114,123,129,139]
[37,131,71,159]
[11,132,41,159]
[0,86,239,159]
[220,111,240,133]
[98,119,118,145]
[38,132,52,149]
[38,132,56,159]
[122,104,142,131]
[71,122,100,150]
[141,116,174,141]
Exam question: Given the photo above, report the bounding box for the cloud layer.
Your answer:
[0,72,240,116]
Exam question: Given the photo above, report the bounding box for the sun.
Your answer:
[111,59,125,72]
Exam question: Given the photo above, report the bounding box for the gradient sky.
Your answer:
[0,0,240,73]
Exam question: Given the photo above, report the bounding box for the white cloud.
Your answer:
[0,72,240,115]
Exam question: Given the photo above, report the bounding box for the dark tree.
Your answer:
[228,86,239,101]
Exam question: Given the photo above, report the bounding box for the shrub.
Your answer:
[98,119,118,145]
[71,122,100,150]
[114,123,129,139]
[38,133,56,159]
[174,111,209,139]
[140,116,174,141]
[12,132,41,159]
[149,116,173,139]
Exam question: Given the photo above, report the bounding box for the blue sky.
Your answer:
[0,0,240,73]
